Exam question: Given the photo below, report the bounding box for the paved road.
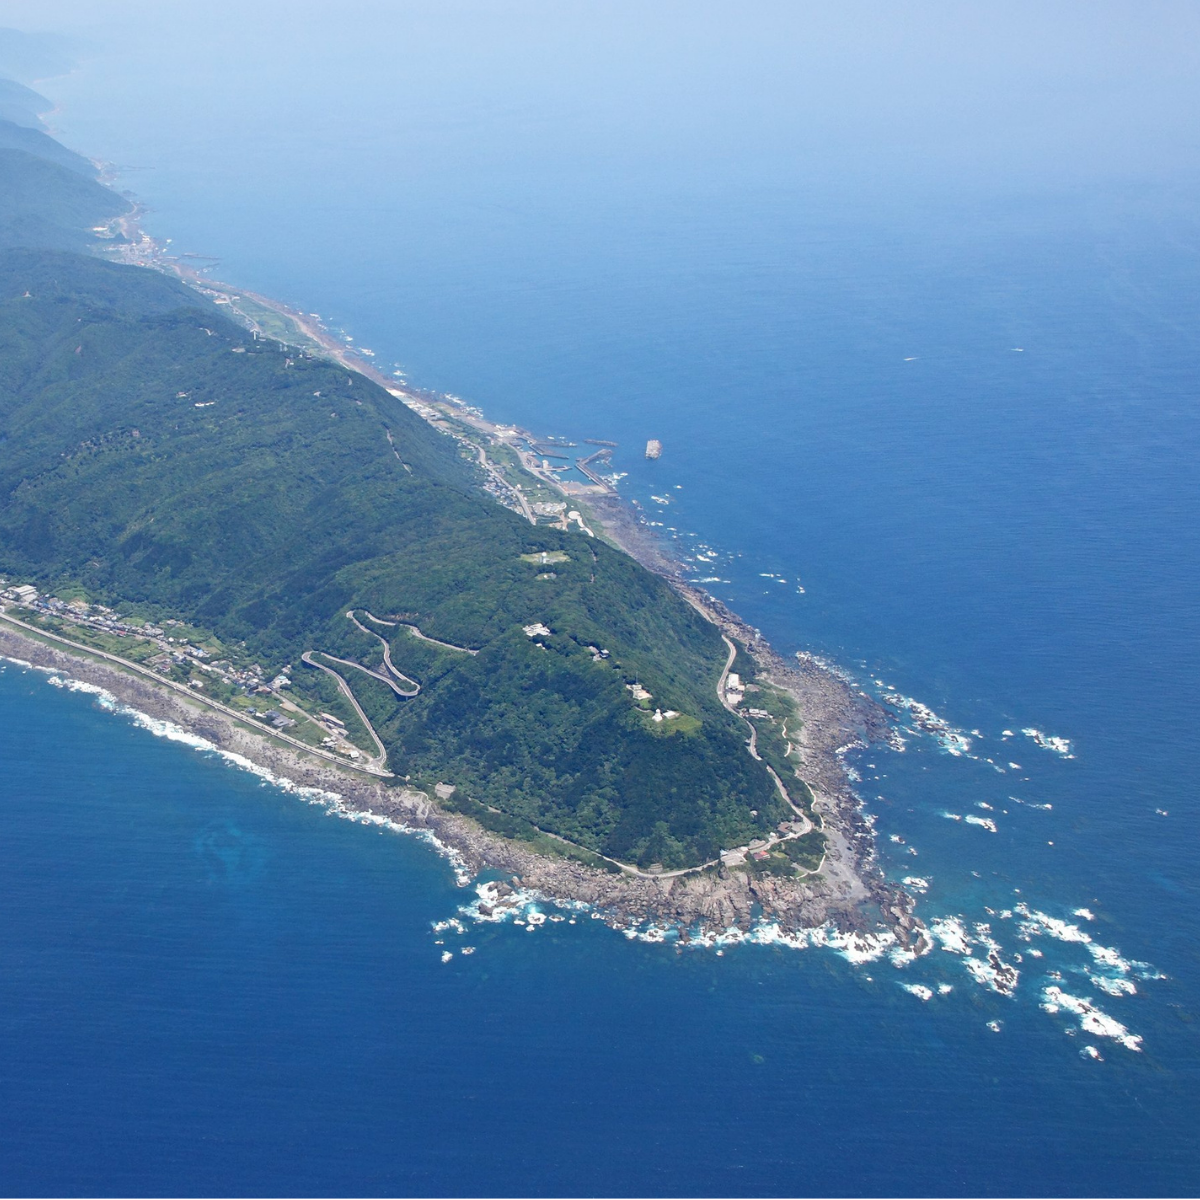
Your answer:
[345,611,421,692]
[0,609,392,777]
[358,610,478,655]
[300,650,390,769]
[474,443,535,523]
[718,634,814,834]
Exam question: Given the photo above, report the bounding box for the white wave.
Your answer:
[902,876,929,893]
[47,674,117,704]
[1073,908,1095,921]
[1080,1045,1103,1061]
[929,916,972,956]
[1017,905,1159,1005]
[0,654,58,674]
[964,815,998,833]
[900,983,934,1001]
[941,811,963,822]
[1041,986,1143,1051]
[963,933,1020,996]
[964,958,1000,992]
[883,691,973,755]
[459,880,590,930]
[1022,728,1075,758]
[614,919,901,964]
[806,925,898,963]
[1090,974,1136,997]
[1015,906,1092,945]
[37,663,476,886]
[1010,796,1053,810]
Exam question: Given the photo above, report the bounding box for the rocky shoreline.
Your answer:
[0,562,923,948]
[18,205,925,946]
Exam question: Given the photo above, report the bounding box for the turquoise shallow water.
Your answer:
[4,3,1200,1193]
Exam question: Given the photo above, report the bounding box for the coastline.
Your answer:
[47,193,925,945]
[0,601,920,945]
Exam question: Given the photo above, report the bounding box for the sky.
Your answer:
[3,1,1200,208]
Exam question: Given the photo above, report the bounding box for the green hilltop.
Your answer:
[0,95,787,869]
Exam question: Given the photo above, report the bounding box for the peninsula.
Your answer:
[0,81,921,945]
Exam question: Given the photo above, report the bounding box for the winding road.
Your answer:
[345,611,422,692]
[718,634,816,838]
[358,610,478,655]
[300,611,480,772]
[0,608,393,778]
[300,651,391,770]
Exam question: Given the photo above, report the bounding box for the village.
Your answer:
[0,582,367,763]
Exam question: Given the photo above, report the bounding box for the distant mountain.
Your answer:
[0,76,51,127]
[0,148,127,250]
[0,28,80,85]
[0,119,98,176]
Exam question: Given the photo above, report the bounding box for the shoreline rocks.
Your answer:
[0,559,918,944]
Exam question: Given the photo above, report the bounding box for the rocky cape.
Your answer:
[0,587,926,949]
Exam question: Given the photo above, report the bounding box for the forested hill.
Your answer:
[0,94,784,868]
[0,149,127,250]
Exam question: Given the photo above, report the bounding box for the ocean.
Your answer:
[4,3,1200,1194]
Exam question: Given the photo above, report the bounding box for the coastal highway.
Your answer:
[473,442,535,523]
[718,634,815,837]
[0,608,394,778]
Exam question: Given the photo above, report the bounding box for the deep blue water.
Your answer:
[5,3,1200,1194]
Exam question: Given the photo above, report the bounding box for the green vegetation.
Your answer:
[520,551,570,564]
[0,150,128,251]
[0,77,50,128]
[0,120,98,177]
[780,829,827,872]
[728,643,816,822]
[0,108,788,869]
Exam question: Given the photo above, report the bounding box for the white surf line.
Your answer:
[0,608,392,778]
[46,672,344,804]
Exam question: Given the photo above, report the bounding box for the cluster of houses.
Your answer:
[725,671,776,722]
[0,582,372,761]
[624,680,680,723]
[0,581,276,699]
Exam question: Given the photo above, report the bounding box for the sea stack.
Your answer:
[645,439,662,459]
